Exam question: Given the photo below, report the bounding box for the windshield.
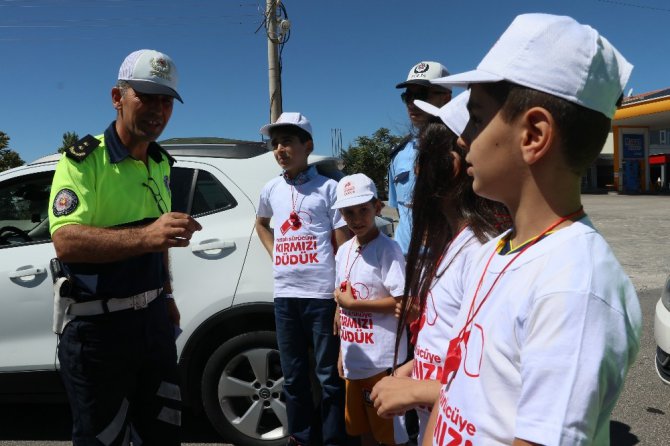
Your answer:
[0,171,53,246]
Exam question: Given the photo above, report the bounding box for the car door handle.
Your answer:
[9,267,47,278]
[191,240,236,252]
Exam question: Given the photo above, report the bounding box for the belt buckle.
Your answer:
[132,292,149,310]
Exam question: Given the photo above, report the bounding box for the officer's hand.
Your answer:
[144,212,202,250]
[166,297,180,327]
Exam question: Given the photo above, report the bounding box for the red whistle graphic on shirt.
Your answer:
[280,211,302,235]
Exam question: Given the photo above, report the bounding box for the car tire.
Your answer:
[655,346,670,385]
[201,331,287,446]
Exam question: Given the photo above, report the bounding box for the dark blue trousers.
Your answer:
[274,297,345,446]
[58,297,181,446]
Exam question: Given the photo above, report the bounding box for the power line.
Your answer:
[0,14,258,27]
[0,9,260,42]
[596,0,670,13]
[0,0,259,7]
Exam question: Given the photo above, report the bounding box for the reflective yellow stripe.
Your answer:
[96,398,129,446]
[156,381,182,401]
[157,407,182,426]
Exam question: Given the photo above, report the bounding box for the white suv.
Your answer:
[654,275,670,385]
[0,142,388,446]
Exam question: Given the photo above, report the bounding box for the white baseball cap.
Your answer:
[431,13,632,118]
[332,173,378,210]
[414,90,471,136]
[118,49,183,103]
[260,112,313,138]
[396,61,451,92]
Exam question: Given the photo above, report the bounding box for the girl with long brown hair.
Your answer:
[370,91,509,443]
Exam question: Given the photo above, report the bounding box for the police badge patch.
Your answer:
[52,189,79,216]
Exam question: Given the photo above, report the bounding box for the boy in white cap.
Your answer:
[256,112,350,445]
[332,173,409,446]
[390,61,452,256]
[422,13,642,445]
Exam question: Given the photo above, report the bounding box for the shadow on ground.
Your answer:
[0,403,223,443]
[0,403,642,445]
[610,420,639,446]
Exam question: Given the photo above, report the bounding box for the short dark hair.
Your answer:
[341,197,382,212]
[480,81,614,175]
[116,80,130,96]
[269,125,312,144]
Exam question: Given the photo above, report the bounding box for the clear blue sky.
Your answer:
[2,0,670,162]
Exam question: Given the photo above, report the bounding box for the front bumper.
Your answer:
[653,298,670,385]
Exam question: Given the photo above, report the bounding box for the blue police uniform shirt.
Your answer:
[388,138,417,255]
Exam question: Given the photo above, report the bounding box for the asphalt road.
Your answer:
[582,194,670,446]
[0,194,668,445]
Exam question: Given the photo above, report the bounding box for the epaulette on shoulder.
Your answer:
[65,134,100,162]
[157,145,176,167]
[389,135,412,160]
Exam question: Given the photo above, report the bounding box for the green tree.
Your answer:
[0,131,25,172]
[341,128,403,200]
[58,131,80,154]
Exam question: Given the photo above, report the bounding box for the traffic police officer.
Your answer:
[389,61,452,256]
[49,49,201,446]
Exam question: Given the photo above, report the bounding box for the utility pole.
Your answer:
[331,128,343,158]
[267,0,282,122]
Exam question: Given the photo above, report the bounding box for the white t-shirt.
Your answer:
[335,233,408,379]
[410,227,482,444]
[257,167,346,299]
[431,219,642,446]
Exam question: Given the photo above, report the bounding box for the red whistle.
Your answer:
[339,281,358,299]
[289,211,302,230]
[442,336,463,384]
[339,281,348,292]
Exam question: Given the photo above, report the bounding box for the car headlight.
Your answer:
[662,274,670,311]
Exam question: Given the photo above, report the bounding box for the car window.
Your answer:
[171,167,237,217]
[0,166,238,248]
[0,171,54,248]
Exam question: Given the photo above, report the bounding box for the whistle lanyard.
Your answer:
[288,186,302,230]
[409,226,470,345]
[343,239,366,283]
[290,185,299,213]
[430,226,469,285]
[418,226,471,317]
[441,207,586,386]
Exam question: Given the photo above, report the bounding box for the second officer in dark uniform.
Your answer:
[48,49,201,446]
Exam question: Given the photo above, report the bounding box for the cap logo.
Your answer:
[343,181,355,196]
[150,57,172,81]
[414,63,430,74]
